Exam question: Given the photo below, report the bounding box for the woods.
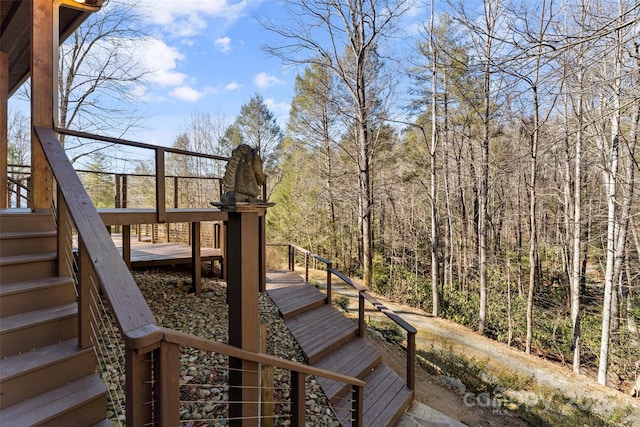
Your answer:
[263,0,640,393]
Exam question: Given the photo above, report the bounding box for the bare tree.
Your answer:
[262,0,413,287]
[57,0,148,158]
[452,0,507,334]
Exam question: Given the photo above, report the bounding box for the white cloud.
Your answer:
[225,82,243,91]
[170,86,204,102]
[139,0,248,38]
[254,72,285,89]
[215,37,232,53]
[265,98,290,116]
[136,38,187,87]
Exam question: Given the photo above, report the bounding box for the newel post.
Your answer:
[222,203,272,426]
[326,262,332,305]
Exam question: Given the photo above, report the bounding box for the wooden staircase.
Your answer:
[266,270,413,426]
[0,210,110,426]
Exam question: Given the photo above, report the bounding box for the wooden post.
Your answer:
[122,225,131,268]
[291,371,306,426]
[259,212,266,292]
[225,204,269,426]
[155,148,166,223]
[407,331,416,390]
[260,323,274,427]
[31,0,56,209]
[173,176,179,208]
[288,245,294,271]
[56,187,73,278]
[191,221,201,295]
[1,50,7,208]
[115,174,122,208]
[358,293,365,338]
[126,347,153,427]
[77,240,92,349]
[122,175,128,208]
[222,220,228,280]
[304,253,309,282]
[326,263,332,305]
[154,341,180,425]
[352,385,364,427]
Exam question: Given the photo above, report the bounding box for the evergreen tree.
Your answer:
[230,94,284,172]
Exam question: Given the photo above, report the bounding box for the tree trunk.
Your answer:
[598,7,622,383]
[430,0,439,316]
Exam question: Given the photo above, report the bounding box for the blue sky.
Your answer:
[129,0,299,146]
[5,0,441,152]
[125,0,433,147]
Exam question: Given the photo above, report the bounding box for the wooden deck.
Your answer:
[266,270,413,427]
[111,235,222,269]
[110,235,223,295]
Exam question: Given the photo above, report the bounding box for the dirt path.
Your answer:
[305,270,640,426]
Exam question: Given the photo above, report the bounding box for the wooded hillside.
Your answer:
[263,0,640,394]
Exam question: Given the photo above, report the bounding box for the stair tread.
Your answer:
[334,364,413,426]
[0,251,57,265]
[0,374,107,424]
[0,338,89,381]
[285,305,358,362]
[314,338,382,400]
[0,276,74,296]
[0,230,57,239]
[1,302,77,332]
[266,271,327,318]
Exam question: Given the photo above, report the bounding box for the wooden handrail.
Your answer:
[54,127,230,162]
[162,327,365,387]
[35,125,159,346]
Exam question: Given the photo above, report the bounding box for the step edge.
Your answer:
[0,276,74,296]
[0,302,78,333]
[0,375,107,423]
[0,339,92,381]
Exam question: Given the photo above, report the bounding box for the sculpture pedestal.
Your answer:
[221,203,272,426]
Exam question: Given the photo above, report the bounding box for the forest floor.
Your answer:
[300,268,640,427]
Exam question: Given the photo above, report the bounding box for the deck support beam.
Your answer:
[31,0,57,209]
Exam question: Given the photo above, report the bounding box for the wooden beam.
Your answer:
[1,51,7,208]
[122,225,131,268]
[191,221,201,295]
[226,206,262,426]
[31,0,57,209]
[155,149,166,223]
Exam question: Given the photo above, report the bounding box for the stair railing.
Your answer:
[275,243,417,391]
[35,125,365,426]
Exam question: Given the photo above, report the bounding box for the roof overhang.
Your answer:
[1,0,103,96]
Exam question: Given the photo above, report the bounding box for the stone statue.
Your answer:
[219,144,266,204]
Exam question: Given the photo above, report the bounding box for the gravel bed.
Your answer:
[101,269,339,426]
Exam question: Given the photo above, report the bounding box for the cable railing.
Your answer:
[35,125,365,426]
[55,127,229,222]
[268,243,417,392]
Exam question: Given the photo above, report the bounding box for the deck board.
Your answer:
[265,270,326,318]
[111,236,222,268]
